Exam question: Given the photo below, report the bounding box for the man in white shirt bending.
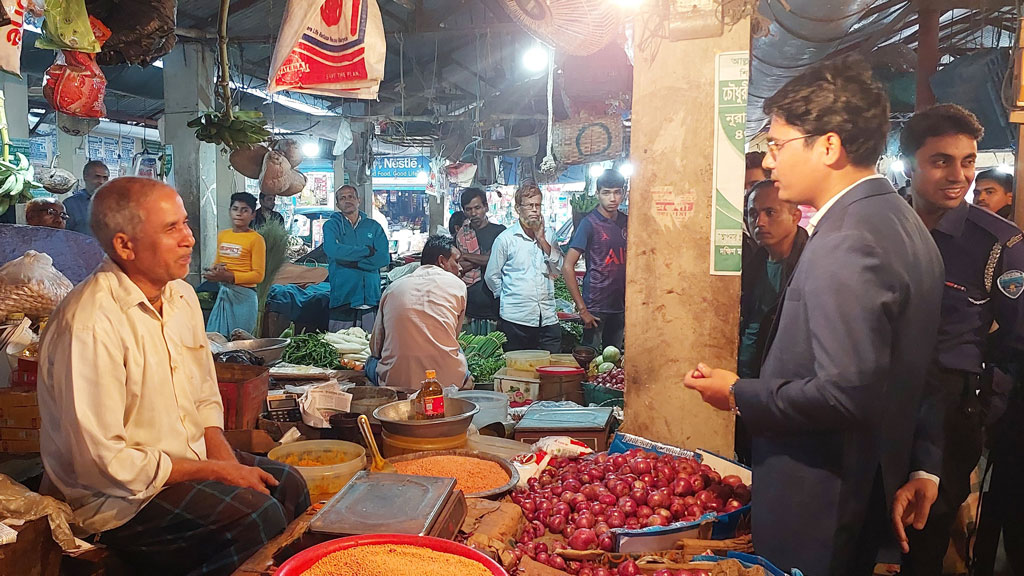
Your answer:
[37,177,309,576]
[485,183,564,353]
[368,234,471,389]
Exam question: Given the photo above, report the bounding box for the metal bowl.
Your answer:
[373,397,479,438]
[213,338,289,365]
[386,449,520,500]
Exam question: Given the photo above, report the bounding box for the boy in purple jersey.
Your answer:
[562,169,628,350]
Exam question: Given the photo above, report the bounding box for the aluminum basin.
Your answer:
[213,338,289,365]
[373,397,479,438]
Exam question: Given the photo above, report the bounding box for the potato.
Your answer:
[229,145,270,179]
[274,139,303,169]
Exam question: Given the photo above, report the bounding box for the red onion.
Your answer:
[630,488,648,506]
[672,477,694,497]
[682,495,699,507]
[689,474,706,492]
[617,559,641,576]
[619,464,633,476]
[535,542,549,555]
[637,505,654,519]
[670,500,688,519]
[576,510,596,529]
[632,458,653,475]
[696,489,717,506]
[646,514,668,527]
[536,551,549,564]
[546,514,566,533]
[733,484,751,505]
[723,498,744,513]
[520,499,536,513]
[707,470,722,484]
[655,507,674,523]
[647,490,669,509]
[531,520,546,537]
[590,502,607,516]
[564,478,583,493]
[596,452,610,464]
[640,473,656,486]
[561,491,577,504]
[568,527,598,550]
[598,533,615,551]
[686,504,704,518]
[549,555,567,570]
[599,492,618,506]
[581,484,601,501]
[596,514,608,524]
[722,474,744,488]
[594,522,611,536]
[594,568,613,576]
[617,496,638,517]
[550,484,564,497]
[611,454,628,468]
[607,510,626,528]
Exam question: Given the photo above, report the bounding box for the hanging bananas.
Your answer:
[188,109,272,151]
[0,152,42,216]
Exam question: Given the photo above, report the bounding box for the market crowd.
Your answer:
[685,56,1024,576]
[18,50,1024,576]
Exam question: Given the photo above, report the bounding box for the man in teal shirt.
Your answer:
[323,185,390,331]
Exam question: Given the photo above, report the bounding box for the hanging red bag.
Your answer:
[42,17,111,119]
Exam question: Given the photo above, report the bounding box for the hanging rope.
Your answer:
[539,49,556,175]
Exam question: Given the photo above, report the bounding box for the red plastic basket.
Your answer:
[274,534,509,576]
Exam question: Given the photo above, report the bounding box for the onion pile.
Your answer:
[509,449,750,574]
[592,367,625,390]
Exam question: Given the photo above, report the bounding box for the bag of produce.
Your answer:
[0,0,28,77]
[84,0,176,66]
[0,251,74,322]
[267,0,385,100]
[42,17,111,119]
[35,0,100,52]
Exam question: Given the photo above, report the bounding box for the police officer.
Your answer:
[891,104,1024,573]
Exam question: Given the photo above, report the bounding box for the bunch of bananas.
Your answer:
[188,109,272,150]
[0,153,41,216]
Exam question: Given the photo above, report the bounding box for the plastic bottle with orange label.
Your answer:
[414,370,445,419]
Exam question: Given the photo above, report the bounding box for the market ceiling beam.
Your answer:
[192,0,264,32]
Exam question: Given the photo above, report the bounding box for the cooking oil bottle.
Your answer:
[414,370,445,419]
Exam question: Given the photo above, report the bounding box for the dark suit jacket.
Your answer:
[733,176,944,575]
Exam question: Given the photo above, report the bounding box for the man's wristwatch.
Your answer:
[729,383,740,416]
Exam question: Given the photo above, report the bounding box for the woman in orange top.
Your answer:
[204,193,266,335]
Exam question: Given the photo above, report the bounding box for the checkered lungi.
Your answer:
[98,451,310,576]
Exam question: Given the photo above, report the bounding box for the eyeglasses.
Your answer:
[518,202,542,210]
[45,208,70,220]
[766,133,821,157]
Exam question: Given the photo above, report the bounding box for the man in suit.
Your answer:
[684,57,944,575]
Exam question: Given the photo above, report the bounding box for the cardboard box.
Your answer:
[0,438,40,453]
[0,405,41,428]
[0,428,39,441]
[0,388,37,410]
[223,429,278,454]
[494,368,580,404]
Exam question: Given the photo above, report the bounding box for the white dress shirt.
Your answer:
[485,221,564,327]
[805,174,887,237]
[38,258,225,534]
[370,265,469,388]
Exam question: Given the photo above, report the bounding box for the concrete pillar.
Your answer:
[622,21,749,455]
[163,42,218,281]
[55,116,86,197]
[3,76,28,139]
[216,151,246,232]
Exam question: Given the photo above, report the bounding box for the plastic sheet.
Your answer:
[0,474,77,551]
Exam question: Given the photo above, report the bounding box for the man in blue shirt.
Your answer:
[486,184,564,352]
[323,185,390,331]
[561,169,628,350]
[63,160,109,236]
[893,104,1024,574]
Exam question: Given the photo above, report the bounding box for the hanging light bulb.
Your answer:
[522,45,549,73]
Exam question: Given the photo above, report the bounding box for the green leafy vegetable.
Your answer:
[282,332,340,369]
[459,331,507,382]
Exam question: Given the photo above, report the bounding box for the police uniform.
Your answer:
[903,201,1024,574]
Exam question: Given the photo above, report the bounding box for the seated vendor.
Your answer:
[25,197,68,229]
[368,235,472,389]
[203,192,266,336]
[37,177,309,576]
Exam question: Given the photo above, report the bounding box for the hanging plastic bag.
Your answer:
[0,0,28,77]
[42,17,110,119]
[268,0,386,100]
[35,0,100,52]
[85,0,176,66]
[0,251,74,323]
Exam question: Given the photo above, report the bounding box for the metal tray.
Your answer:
[309,470,455,537]
[373,397,479,438]
[386,449,520,500]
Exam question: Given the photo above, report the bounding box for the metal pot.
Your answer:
[372,397,479,438]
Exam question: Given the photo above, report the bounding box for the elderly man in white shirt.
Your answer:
[37,177,309,576]
[485,183,564,353]
[368,235,472,389]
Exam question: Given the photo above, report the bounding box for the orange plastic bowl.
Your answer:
[274,533,508,576]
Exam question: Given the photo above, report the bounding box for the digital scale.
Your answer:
[265,392,302,422]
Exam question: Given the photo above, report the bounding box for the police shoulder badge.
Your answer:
[997,270,1024,299]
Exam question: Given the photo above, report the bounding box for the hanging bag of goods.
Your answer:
[268,0,386,100]
[42,16,111,119]
[0,0,28,77]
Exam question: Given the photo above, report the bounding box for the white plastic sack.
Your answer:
[332,118,353,156]
[0,0,28,77]
[268,0,385,100]
[0,251,73,322]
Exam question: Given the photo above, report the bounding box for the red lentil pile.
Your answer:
[393,455,510,494]
[300,543,493,576]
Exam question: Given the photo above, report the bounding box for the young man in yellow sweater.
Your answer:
[204,193,266,335]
